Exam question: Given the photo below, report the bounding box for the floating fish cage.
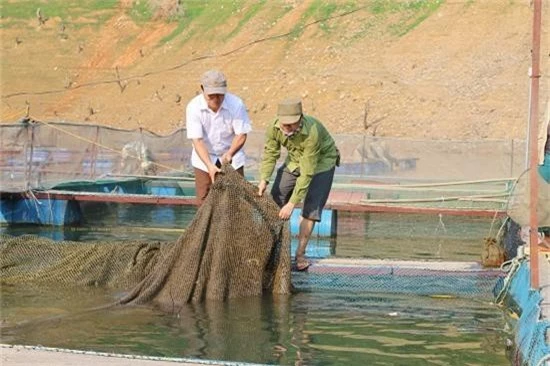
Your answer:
[2,122,548,365]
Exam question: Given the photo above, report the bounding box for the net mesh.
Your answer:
[495,259,550,366]
[507,169,550,227]
[0,165,292,308]
[0,121,528,193]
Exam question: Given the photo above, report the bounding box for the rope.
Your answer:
[486,210,504,242]
[495,256,525,306]
[107,173,195,181]
[1,4,371,100]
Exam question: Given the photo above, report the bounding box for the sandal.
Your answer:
[295,257,310,271]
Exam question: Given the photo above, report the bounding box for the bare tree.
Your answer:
[36,8,48,26]
[362,101,386,136]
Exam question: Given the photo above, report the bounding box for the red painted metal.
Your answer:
[528,0,542,290]
[89,126,100,179]
[26,190,200,206]
[326,202,505,217]
[8,189,505,217]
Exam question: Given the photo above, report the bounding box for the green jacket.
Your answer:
[260,114,339,204]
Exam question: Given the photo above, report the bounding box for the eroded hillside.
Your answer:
[1,0,548,139]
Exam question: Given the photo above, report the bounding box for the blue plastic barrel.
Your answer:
[149,186,178,196]
[290,208,336,237]
[0,199,14,224]
[12,198,82,225]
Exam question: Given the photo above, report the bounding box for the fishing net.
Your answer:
[507,170,550,227]
[0,165,291,310]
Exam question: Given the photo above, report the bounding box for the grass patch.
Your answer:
[370,0,443,15]
[394,0,444,36]
[193,1,245,42]
[87,0,119,11]
[303,0,338,33]
[160,1,247,46]
[261,2,294,32]
[347,19,377,44]
[369,0,444,37]
[160,21,189,44]
[290,0,358,38]
[0,0,118,31]
[370,0,415,14]
[0,0,118,20]
[225,0,266,40]
[128,0,154,23]
[158,4,205,45]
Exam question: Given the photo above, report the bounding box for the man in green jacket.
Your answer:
[258,99,339,271]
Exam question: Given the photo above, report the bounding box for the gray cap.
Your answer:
[277,99,302,125]
[201,70,227,95]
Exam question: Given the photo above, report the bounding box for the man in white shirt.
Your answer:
[186,70,252,204]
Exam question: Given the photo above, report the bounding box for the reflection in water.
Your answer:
[0,284,509,365]
[170,297,293,363]
[1,205,497,262]
[1,211,495,262]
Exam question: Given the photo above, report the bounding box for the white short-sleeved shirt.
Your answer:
[186,92,252,172]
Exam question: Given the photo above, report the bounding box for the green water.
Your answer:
[1,285,509,366]
[0,205,511,365]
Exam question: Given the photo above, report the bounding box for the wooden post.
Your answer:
[26,124,35,190]
[90,125,100,179]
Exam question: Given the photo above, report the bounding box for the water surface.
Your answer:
[0,205,510,365]
[1,285,508,366]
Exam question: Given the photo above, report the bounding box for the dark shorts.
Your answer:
[271,165,335,222]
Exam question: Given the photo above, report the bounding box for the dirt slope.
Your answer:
[1,0,548,139]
